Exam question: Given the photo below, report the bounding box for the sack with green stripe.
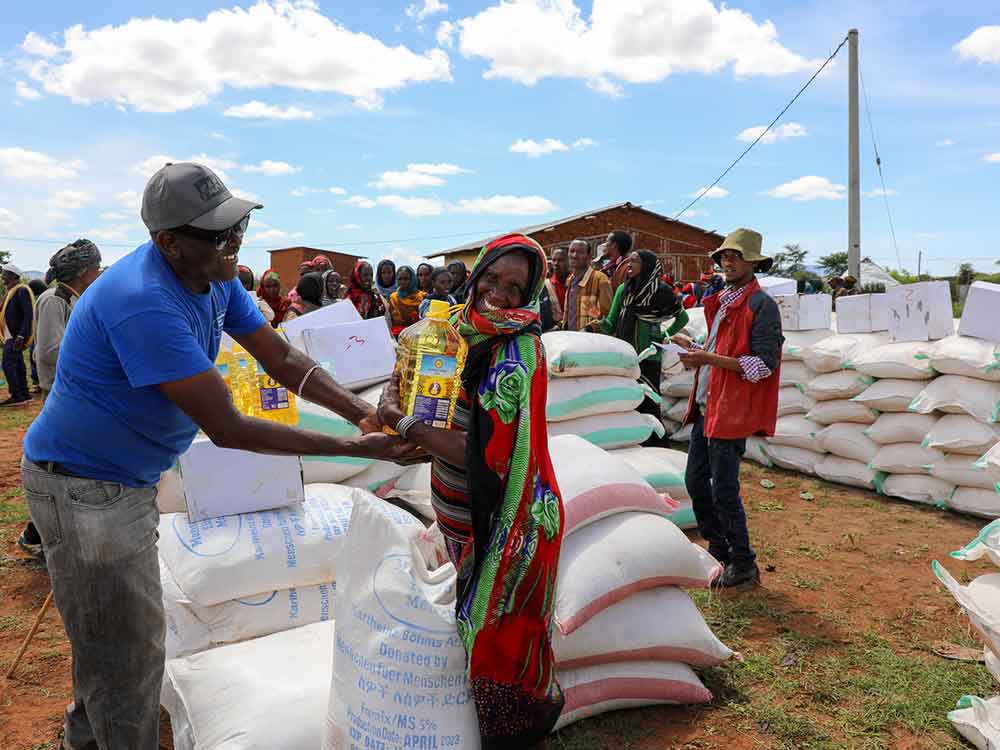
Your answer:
[296,386,382,483]
[548,411,665,450]
[546,375,657,422]
[543,330,642,379]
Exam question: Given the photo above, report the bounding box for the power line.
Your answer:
[859,66,902,270]
[673,33,850,220]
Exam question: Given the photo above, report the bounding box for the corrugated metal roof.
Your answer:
[440,201,721,257]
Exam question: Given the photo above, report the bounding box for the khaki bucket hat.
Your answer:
[710,228,774,273]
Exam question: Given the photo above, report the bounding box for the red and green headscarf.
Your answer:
[454,233,564,747]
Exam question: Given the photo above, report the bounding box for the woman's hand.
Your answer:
[378,372,407,431]
[357,407,381,434]
[671,333,694,349]
[350,432,425,464]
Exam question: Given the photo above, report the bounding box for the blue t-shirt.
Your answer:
[24,241,266,487]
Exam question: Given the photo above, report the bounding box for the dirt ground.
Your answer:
[0,401,995,750]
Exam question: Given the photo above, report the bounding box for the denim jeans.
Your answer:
[684,414,756,567]
[3,339,29,400]
[21,458,164,750]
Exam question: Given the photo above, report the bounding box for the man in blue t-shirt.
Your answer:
[21,162,417,750]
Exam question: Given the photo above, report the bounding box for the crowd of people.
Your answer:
[9,160,787,749]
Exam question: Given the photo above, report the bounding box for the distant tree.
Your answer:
[770,243,807,277]
[957,263,976,286]
[0,250,9,267]
[860,282,886,294]
[817,251,849,277]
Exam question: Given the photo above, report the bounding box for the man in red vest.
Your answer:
[674,228,783,588]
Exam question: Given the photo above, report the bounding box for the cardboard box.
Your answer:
[281,299,361,342]
[887,281,954,342]
[959,281,1000,342]
[179,437,305,522]
[757,275,797,299]
[775,294,832,331]
[836,294,889,334]
[301,318,396,389]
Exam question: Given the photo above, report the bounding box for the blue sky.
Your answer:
[1,0,999,277]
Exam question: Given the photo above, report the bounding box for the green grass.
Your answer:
[0,485,28,524]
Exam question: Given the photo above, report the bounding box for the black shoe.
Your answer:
[1,395,31,407]
[713,562,760,589]
[17,529,44,558]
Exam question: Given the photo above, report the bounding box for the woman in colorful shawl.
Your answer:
[256,268,290,327]
[386,265,425,337]
[416,262,434,294]
[447,259,469,303]
[320,270,346,305]
[284,272,325,321]
[378,234,564,748]
[590,249,687,425]
[346,260,387,320]
[375,259,397,299]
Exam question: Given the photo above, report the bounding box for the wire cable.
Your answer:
[859,66,902,270]
[673,33,850,220]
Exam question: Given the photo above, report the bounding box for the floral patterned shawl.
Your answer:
[453,233,564,748]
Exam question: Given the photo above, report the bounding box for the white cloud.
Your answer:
[115,190,140,211]
[292,185,347,197]
[242,159,301,176]
[210,131,228,140]
[736,121,807,144]
[0,208,20,231]
[586,76,625,98]
[46,210,73,221]
[867,187,897,197]
[0,147,85,180]
[406,0,449,23]
[509,138,569,158]
[436,21,456,47]
[936,138,955,147]
[955,26,1000,64]
[329,186,347,195]
[230,187,262,203]
[248,228,290,243]
[572,137,598,149]
[691,186,729,199]
[449,195,556,215]
[86,224,137,242]
[455,0,820,94]
[340,223,362,230]
[223,101,316,120]
[765,175,845,201]
[133,154,238,183]
[22,2,451,112]
[984,153,1000,163]
[376,195,446,216]
[21,32,59,58]
[344,195,377,208]
[99,211,126,221]
[370,162,470,189]
[681,208,709,219]
[50,190,91,211]
[408,162,470,175]
[371,170,445,190]
[15,81,43,101]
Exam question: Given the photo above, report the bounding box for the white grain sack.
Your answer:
[784,329,835,361]
[804,371,875,402]
[803,333,890,374]
[882,475,954,505]
[909,375,1000,423]
[745,437,773,468]
[851,379,926,413]
[849,341,936,380]
[930,335,1000,382]
[924,415,1000,456]
[765,445,823,475]
[769,415,824,452]
[814,423,879,464]
[662,368,694,398]
[815,455,882,490]
[928,455,997,490]
[780,361,815,388]
[949,488,1000,518]
[778,387,817,417]
[870,443,944,474]
[807,400,879,426]
[864,413,939,446]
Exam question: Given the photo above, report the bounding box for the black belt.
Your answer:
[39,461,88,479]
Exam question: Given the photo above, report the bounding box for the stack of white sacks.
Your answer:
[934,516,1000,748]
[159,440,734,749]
[542,330,695,528]
[695,279,1000,519]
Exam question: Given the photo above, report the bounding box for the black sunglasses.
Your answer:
[171,214,250,251]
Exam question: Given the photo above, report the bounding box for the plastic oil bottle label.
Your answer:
[411,353,457,428]
[258,374,291,411]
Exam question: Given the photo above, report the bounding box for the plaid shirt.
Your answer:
[705,283,772,384]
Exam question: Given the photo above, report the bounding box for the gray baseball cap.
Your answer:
[141,162,263,233]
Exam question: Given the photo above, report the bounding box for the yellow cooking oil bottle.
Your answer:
[214,342,299,425]
[395,300,468,429]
